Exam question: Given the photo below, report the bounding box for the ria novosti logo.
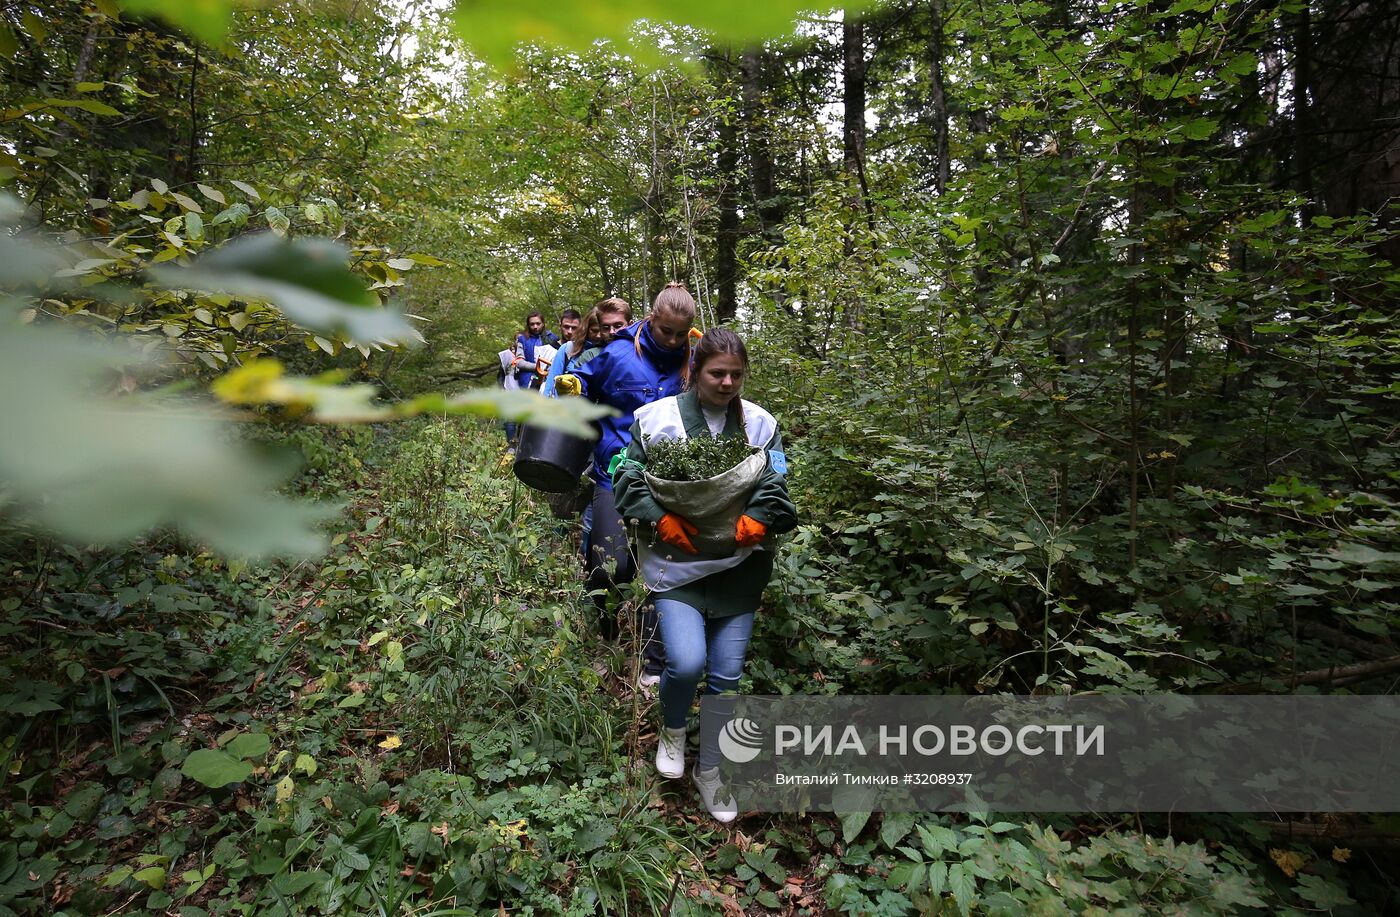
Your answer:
[719,716,1107,764]
[718,717,764,763]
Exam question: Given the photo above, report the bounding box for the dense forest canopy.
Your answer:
[2,0,1398,913]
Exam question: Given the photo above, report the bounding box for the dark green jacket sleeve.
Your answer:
[742,427,798,534]
[612,420,667,525]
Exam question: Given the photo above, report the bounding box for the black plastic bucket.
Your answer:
[513,424,594,493]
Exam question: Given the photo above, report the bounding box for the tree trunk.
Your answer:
[842,18,867,184]
[595,249,613,296]
[927,0,950,194]
[1291,4,1316,226]
[644,84,668,296]
[715,104,740,322]
[1307,0,1400,263]
[182,49,201,186]
[740,48,782,239]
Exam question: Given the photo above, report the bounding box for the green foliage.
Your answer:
[0,405,1379,917]
[0,420,705,915]
[153,233,419,345]
[3,0,1399,912]
[117,0,232,45]
[0,323,338,557]
[813,816,1277,916]
[451,0,874,69]
[739,0,1400,700]
[179,749,252,788]
[115,0,873,71]
[212,358,616,434]
[645,433,753,481]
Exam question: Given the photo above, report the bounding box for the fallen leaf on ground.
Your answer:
[1270,848,1305,877]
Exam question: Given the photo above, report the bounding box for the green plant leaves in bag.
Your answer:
[646,434,751,481]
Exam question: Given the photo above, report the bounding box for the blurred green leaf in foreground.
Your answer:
[153,233,422,346]
[116,0,870,69]
[0,209,611,558]
[0,323,338,556]
[450,0,873,68]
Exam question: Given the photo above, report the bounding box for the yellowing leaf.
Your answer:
[294,753,317,776]
[171,191,203,213]
[378,735,402,750]
[275,775,294,802]
[1270,848,1305,878]
[1332,847,1352,863]
[132,866,166,889]
[489,818,528,841]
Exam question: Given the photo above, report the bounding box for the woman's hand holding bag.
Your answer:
[734,514,767,547]
[657,513,700,554]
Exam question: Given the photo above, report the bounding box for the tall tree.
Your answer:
[740,47,783,240]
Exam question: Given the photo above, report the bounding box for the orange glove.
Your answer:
[735,514,767,547]
[657,513,699,554]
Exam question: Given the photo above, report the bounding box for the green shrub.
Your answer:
[645,434,753,481]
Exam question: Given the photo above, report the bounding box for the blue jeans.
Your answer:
[656,599,754,770]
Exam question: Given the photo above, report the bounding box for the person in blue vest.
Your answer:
[515,310,560,390]
[555,282,697,685]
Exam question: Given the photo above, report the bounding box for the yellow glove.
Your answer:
[555,374,582,396]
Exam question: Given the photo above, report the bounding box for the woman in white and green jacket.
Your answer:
[612,328,797,823]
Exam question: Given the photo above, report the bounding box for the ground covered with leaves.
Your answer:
[0,420,1391,916]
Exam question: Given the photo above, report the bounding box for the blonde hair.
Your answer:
[652,281,696,321]
[597,296,632,322]
[637,282,697,383]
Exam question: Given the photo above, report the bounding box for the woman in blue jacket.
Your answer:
[556,283,696,681]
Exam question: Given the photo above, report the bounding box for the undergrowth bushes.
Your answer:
[0,418,711,916]
[1,416,1391,915]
